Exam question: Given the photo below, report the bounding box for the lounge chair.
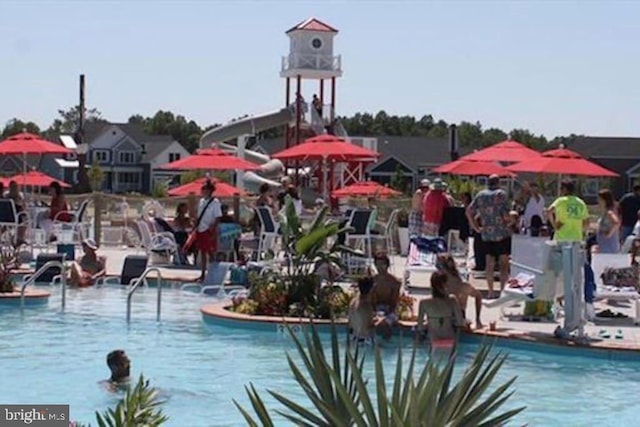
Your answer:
[97,255,148,286]
[181,261,245,297]
[22,253,66,285]
[591,253,640,324]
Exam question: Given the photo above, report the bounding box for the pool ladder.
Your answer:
[20,260,67,311]
[126,266,163,324]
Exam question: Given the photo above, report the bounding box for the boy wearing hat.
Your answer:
[69,238,106,287]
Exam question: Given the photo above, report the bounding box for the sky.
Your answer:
[1,0,639,139]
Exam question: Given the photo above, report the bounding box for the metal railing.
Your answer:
[126,266,163,324]
[20,260,67,311]
[281,54,342,72]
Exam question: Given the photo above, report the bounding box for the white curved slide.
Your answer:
[200,106,297,148]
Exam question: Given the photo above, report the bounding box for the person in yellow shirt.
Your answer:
[547,180,590,242]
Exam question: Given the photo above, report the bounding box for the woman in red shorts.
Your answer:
[193,180,222,282]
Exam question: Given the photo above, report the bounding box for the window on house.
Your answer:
[119,151,136,164]
[118,172,141,184]
[168,153,181,162]
[94,150,108,162]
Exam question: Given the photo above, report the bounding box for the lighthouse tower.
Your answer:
[281,18,342,149]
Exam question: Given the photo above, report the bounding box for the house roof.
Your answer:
[286,18,338,34]
[83,122,184,161]
[568,136,640,158]
[374,136,468,172]
[589,158,640,176]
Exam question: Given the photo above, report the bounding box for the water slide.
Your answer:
[200,106,296,148]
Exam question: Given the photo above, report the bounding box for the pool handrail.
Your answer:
[20,260,67,312]
[126,266,163,324]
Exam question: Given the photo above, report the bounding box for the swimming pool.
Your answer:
[1,286,639,426]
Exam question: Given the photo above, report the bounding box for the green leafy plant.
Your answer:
[235,324,525,426]
[0,246,17,293]
[87,161,105,193]
[277,196,353,313]
[95,375,168,427]
[151,182,168,199]
[72,375,167,427]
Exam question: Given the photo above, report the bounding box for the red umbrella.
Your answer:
[168,177,246,197]
[331,181,401,198]
[0,132,72,155]
[460,140,541,163]
[433,159,515,177]
[6,171,70,188]
[272,134,380,162]
[507,148,618,177]
[161,147,259,171]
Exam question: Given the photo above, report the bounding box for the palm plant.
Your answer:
[95,375,168,427]
[235,324,525,426]
[278,197,352,311]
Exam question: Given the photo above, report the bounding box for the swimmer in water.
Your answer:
[100,350,131,392]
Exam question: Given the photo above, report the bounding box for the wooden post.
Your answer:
[93,191,102,246]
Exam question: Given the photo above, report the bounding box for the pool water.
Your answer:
[1,286,639,427]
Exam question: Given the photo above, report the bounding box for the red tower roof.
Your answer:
[286,17,338,34]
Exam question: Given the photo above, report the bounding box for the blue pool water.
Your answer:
[1,286,639,426]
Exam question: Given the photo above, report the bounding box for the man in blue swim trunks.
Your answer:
[370,253,401,339]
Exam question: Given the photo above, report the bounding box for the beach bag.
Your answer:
[230,265,248,286]
[601,265,639,291]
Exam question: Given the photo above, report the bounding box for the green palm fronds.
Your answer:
[235,324,525,426]
[95,375,168,427]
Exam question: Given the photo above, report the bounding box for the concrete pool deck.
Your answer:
[22,246,640,353]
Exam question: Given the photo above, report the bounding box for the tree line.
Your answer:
[1,107,582,154]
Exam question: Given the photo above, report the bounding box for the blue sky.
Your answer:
[1,1,638,138]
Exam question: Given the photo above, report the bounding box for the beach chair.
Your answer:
[135,219,177,263]
[402,236,447,287]
[22,253,66,286]
[343,209,376,274]
[217,223,242,262]
[370,208,401,259]
[97,255,148,286]
[181,262,244,297]
[255,207,279,262]
[52,199,90,245]
[591,253,640,324]
[0,199,29,246]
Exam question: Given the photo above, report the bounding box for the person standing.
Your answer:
[618,184,640,241]
[548,180,592,317]
[595,189,620,253]
[547,180,589,243]
[422,178,451,236]
[466,175,512,298]
[194,180,222,282]
[522,182,545,236]
[409,179,429,237]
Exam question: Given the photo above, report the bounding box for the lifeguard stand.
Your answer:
[281,17,343,149]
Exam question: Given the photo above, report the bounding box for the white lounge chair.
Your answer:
[591,253,640,324]
[181,262,245,297]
